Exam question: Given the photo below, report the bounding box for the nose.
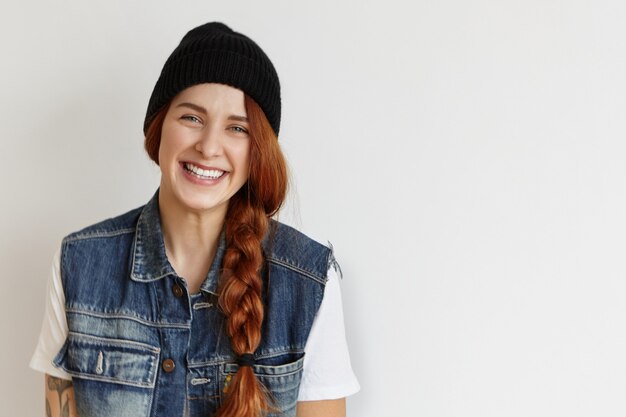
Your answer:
[194,125,223,157]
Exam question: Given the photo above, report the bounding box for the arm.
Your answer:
[45,374,77,417]
[297,398,346,417]
[297,267,360,411]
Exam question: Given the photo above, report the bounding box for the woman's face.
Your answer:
[158,83,251,216]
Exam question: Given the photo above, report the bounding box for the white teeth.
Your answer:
[184,163,225,179]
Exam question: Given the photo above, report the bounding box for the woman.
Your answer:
[30,22,359,417]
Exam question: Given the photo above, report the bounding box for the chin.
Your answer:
[179,195,228,214]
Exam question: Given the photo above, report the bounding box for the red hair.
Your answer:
[144,94,288,417]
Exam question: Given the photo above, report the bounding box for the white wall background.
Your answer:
[2,1,626,416]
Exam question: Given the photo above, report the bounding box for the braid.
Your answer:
[221,198,267,350]
[214,94,288,417]
[216,196,272,417]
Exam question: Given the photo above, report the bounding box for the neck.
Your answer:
[158,189,226,270]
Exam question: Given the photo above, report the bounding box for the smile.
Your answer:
[183,162,226,180]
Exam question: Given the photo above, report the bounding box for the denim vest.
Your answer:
[53,190,332,417]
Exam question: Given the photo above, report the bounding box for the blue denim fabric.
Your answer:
[53,189,331,417]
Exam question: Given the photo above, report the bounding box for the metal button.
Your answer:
[172,283,184,298]
[162,359,175,373]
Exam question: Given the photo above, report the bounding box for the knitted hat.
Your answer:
[144,22,281,135]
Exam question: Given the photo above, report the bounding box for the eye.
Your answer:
[181,115,202,124]
[229,125,249,134]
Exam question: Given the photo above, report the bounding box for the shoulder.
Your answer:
[58,204,149,297]
[263,220,334,285]
[62,204,145,243]
[59,204,146,276]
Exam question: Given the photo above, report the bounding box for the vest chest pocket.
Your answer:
[54,332,161,388]
[221,356,305,416]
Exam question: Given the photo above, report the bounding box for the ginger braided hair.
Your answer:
[144,94,288,417]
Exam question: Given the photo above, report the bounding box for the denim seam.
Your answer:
[63,228,135,242]
[225,367,304,378]
[57,369,157,389]
[222,357,305,376]
[254,349,305,361]
[187,359,230,368]
[67,308,191,329]
[152,279,165,417]
[68,331,161,352]
[187,394,220,400]
[60,240,69,292]
[266,258,326,285]
[187,349,304,368]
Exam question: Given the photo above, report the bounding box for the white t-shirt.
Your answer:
[30,247,360,401]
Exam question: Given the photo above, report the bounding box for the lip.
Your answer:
[181,160,228,171]
[180,162,228,185]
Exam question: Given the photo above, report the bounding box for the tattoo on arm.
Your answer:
[46,375,75,417]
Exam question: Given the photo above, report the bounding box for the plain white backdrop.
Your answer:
[3,1,626,416]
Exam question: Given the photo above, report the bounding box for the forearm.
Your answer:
[45,374,77,417]
[296,398,346,417]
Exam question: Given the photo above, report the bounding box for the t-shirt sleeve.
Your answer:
[29,247,72,380]
[297,263,360,401]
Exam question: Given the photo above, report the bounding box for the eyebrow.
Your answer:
[227,115,249,123]
[175,102,249,123]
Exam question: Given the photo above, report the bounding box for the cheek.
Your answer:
[157,143,169,170]
[158,131,177,165]
[157,140,180,180]
[238,146,252,177]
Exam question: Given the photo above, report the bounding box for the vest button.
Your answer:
[172,283,184,298]
[162,359,175,373]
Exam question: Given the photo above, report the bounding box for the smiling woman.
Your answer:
[29,22,359,417]
[158,84,252,220]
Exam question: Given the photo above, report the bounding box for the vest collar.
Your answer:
[130,189,224,295]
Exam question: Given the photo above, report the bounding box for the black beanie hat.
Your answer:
[144,22,281,136]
